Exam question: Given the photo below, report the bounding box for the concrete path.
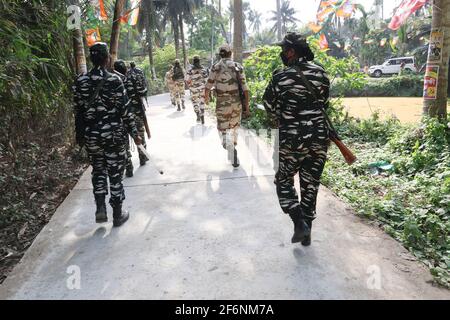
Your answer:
[1,93,448,300]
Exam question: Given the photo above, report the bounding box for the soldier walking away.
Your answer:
[113,60,134,178]
[165,66,176,107]
[73,43,142,227]
[172,59,186,111]
[186,56,209,124]
[263,32,331,246]
[204,44,250,168]
[126,62,150,166]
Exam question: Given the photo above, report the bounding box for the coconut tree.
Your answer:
[248,9,262,33]
[270,0,298,36]
[166,0,203,67]
[233,0,243,63]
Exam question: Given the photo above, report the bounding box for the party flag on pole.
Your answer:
[388,0,428,30]
[308,22,323,34]
[319,33,329,50]
[86,28,101,47]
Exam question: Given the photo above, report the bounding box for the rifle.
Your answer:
[140,96,151,140]
[293,66,356,165]
[234,64,248,118]
[130,73,151,140]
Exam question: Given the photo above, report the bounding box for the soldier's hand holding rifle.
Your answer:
[134,136,143,146]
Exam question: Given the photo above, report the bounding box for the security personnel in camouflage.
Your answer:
[186,56,208,124]
[172,59,186,111]
[263,32,330,245]
[165,66,176,107]
[125,62,149,166]
[113,60,134,178]
[73,43,142,227]
[204,44,250,168]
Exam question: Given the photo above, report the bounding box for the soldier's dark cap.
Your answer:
[275,32,307,49]
[89,42,108,56]
[114,59,126,69]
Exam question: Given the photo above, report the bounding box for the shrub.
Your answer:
[332,74,424,97]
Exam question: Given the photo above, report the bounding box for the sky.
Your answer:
[245,0,404,27]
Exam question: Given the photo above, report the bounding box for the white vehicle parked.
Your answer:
[369,57,418,78]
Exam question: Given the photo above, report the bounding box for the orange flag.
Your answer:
[319,34,329,50]
[99,0,107,21]
[86,28,101,47]
[308,22,323,34]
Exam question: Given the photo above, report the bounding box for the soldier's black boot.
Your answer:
[95,195,107,223]
[177,103,181,112]
[112,203,129,227]
[125,165,134,178]
[232,147,240,168]
[289,209,311,244]
[182,100,186,110]
[201,115,205,125]
[301,220,312,246]
[196,111,201,123]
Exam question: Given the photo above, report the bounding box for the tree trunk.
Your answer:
[172,17,180,59]
[73,28,87,74]
[423,0,449,119]
[233,0,243,63]
[110,0,126,67]
[178,13,188,68]
[143,0,156,79]
[276,0,282,41]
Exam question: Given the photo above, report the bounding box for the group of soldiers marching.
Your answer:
[73,33,331,247]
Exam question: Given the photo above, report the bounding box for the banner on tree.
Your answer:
[427,29,444,63]
[423,65,439,100]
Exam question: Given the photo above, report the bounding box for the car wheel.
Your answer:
[374,70,382,78]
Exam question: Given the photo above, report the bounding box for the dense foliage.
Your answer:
[0,0,74,151]
[242,42,450,287]
[332,75,424,98]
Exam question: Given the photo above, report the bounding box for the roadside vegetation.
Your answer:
[242,43,449,288]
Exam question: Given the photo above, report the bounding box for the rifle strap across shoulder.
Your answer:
[292,65,340,140]
[292,65,322,105]
[87,77,106,108]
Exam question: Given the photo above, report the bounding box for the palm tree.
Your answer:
[248,9,262,33]
[275,0,282,41]
[140,0,157,79]
[233,0,243,63]
[270,0,298,37]
[423,0,449,119]
[166,0,203,67]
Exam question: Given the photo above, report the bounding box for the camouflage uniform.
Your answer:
[165,68,176,106]
[125,67,149,165]
[113,69,134,174]
[186,63,208,121]
[205,57,248,146]
[73,66,139,207]
[263,58,330,223]
[172,61,186,110]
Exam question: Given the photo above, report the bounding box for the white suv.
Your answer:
[369,57,418,77]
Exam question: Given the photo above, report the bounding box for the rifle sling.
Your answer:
[292,65,340,140]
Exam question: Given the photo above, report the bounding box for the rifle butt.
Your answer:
[331,137,357,165]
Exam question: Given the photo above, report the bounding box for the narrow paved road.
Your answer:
[1,93,448,299]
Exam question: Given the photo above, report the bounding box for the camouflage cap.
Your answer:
[89,42,108,57]
[218,44,232,53]
[276,32,308,49]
